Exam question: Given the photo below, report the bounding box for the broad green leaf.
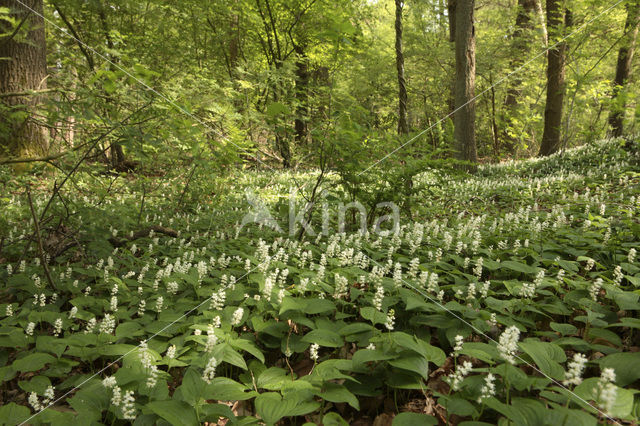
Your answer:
[388,351,429,380]
[392,412,438,425]
[147,400,198,426]
[302,329,342,347]
[315,382,359,409]
[12,353,55,373]
[519,340,566,380]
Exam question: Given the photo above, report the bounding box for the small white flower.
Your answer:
[589,278,603,301]
[452,335,464,355]
[53,318,63,337]
[447,360,473,391]
[68,306,78,319]
[5,304,13,317]
[205,324,218,352]
[372,284,384,311]
[109,296,118,311]
[477,373,496,402]
[121,390,136,420]
[497,326,520,364]
[26,322,36,336]
[28,392,42,411]
[110,385,122,406]
[310,343,320,361]
[594,368,617,415]
[99,314,116,334]
[102,376,117,388]
[231,307,244,326]
[166,345,176,359]
[563,353,588,386]
[43,385,54,405]
[629,248,637,264]
[202,356,218,384]
[385,309,395,331]
[85,317,96,333]
[613,265,624,286]
[366,343,376,350]
[156,296,164,312]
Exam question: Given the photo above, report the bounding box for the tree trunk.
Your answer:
[453,0,477,163]
[447,0,456,114]
[608,0,640,137]
[0,0,48,158]
[539,0,570,157]
[502,0,537,154]
[395,0,409,135]
[294,45,309,145]
[534,0,548,47]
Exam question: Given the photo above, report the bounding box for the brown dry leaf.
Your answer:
[372,413,393,426]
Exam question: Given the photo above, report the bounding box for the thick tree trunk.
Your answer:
[502,0,537,154]
[395,0,409,135]
[608,0,640,137]
[0,0,48,157]
[453,0,477,163]
[539,0,570,157]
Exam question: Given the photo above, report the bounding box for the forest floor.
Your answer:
[1,138,640,425]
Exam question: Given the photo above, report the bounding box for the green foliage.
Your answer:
[1,139,639,424]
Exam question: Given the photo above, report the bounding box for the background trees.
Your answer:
[0,0,638,169]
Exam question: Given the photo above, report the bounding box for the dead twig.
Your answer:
[26,189,56,289]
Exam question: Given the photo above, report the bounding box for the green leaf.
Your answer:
[175,367,205,406]
[315,382,359,410]
[0,402,30,425]
[257,367,289,390]
[550,322,578,336]
[200,403,235,423]
[266,102,290,117]
[12,353,55,373]
[393,412,438,425]
[501,260,538,275]
[147,400,198,426]
[388,351,429,380]
[204,377,257,401]
[574,378,636,418]
[302,329,343,347]
[391,332,446,365]
[254,392,297,425]
[322,412,349,426]
[519,340,566,380]
[352,349,395,371]
[597,352,640,386]
[230,338,265,363]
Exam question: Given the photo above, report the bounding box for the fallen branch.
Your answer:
[108,225,178,248]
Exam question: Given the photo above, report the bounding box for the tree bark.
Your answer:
[294,44,309,145]
[395,0,409,135]
[0,0,48,158]
[502,0,537,154]
[608,0,640,137]
[447,0,456,114]
[539,0,570,157]
[453,0,477,163]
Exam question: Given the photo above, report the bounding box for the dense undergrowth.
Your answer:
[1,138,640,425]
